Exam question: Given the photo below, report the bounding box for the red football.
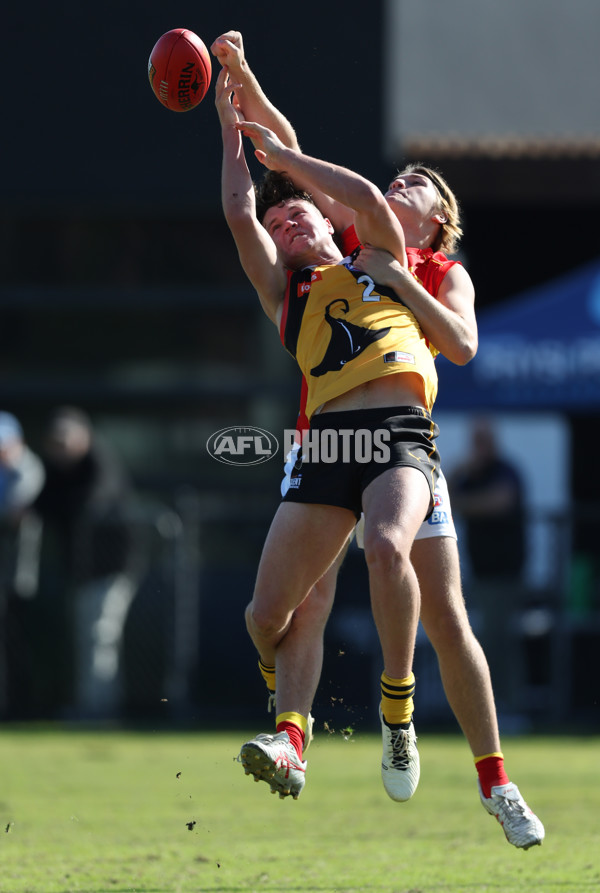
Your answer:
[148,28,212,112]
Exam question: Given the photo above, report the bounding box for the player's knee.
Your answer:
[245,600,286,640]
[363,530,411,575]
[423,613,463,649]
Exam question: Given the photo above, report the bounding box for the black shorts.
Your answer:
[282,406,440,519]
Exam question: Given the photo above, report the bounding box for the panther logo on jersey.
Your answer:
[310,298,390,377]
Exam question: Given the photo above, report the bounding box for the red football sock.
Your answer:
[475,753,510,799]
[276,720,305,761]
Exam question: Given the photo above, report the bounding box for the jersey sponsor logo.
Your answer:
[206,426,279,466]
[297,270,323,297]
[384,350,416,365]
[427,510,449,526]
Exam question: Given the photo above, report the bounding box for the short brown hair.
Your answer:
[255,170,315,224]
[397,163,463,255]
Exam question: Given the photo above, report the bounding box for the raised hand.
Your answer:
[234,120,286,168]
[352,246,403,289]
[210,31,245,73]
[214,67,243,127]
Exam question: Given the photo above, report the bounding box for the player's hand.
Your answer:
[353,246,406,287]
[210,31,245,73]
[235,120,285,168]
[214,67,243,126]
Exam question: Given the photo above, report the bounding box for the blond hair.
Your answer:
[398,163,463,255]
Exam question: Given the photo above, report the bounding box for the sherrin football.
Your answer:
[148,28,212,112]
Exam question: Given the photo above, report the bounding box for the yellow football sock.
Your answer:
[258,659,276,692]
[380,671,415,726]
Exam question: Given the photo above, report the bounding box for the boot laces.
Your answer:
[388,727,410,770]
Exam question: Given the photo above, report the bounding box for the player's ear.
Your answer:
[433,212,447,225]
[323,217,335,234]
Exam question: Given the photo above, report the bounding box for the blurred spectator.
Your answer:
[0,411,45,715]
[0,412,45,525]
[449,418,527,720]
[34,406,143,719]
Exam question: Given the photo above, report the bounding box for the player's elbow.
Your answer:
[353,179,385,211]
[464,330,479,363]
[450,333,478,365]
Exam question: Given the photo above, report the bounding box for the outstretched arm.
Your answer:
[236,119,406,265]
[216,69,287,325]
[211,31,300,150]
[352,248,478,364]
[211,31,354,234]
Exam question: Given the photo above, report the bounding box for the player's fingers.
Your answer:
[210,37,225,56]
[216,69,242,94]
[236,120,263,134]
[215,68,234,104]
[218,30,241,45]
[210,38,241,64]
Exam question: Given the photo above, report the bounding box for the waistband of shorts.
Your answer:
[310,406,431,428]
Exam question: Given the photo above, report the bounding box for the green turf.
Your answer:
[0,725,598,892]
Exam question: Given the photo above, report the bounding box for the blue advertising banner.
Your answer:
[436,258,600,410]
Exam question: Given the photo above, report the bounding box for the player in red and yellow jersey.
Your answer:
[211,32,544,849]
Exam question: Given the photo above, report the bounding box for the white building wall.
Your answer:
[384,0,600,157]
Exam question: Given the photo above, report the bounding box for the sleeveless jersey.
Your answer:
[291,227,459,432]
[340,225,460,359]
[283,226,460,539]
[279,256,438,421]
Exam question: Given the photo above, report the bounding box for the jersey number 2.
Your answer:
[357,274,381,303]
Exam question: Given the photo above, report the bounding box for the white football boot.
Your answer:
[479,781,545,849]
[238,731,306,799]
[379,706,420,801]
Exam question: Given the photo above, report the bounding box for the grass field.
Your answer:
[0,725,598,893]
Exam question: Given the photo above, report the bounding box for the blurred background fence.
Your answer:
[2,494,598,731]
